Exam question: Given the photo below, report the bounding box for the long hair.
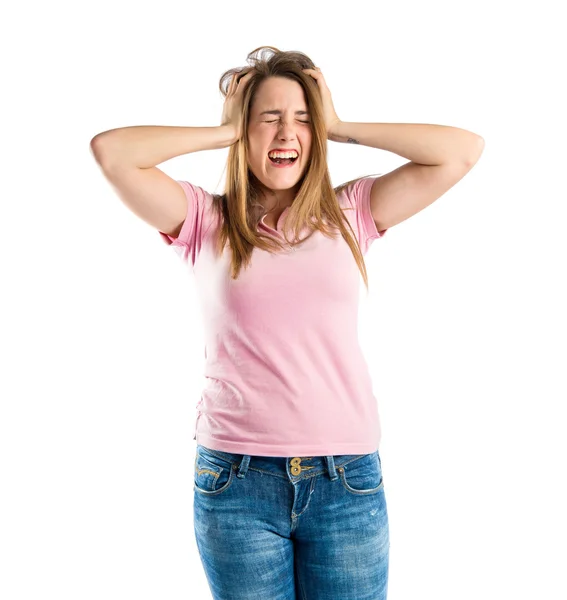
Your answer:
[210,46,379,292]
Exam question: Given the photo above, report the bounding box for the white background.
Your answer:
[2,1,566,598]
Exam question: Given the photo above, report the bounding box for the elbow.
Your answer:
[90,133,116,168]
[464,136,485,166]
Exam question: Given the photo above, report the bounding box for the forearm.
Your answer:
[329,121,484,165]
[90,125,238,170]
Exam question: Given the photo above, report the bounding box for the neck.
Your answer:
[260,182,301,208]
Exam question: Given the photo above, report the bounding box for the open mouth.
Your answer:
[268,155,298,166]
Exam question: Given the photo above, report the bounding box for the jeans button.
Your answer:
[290,457,302,475]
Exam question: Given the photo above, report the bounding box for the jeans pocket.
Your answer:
[194,445,235,496]
[339,451,384,495]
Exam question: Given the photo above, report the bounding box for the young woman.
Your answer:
[91,46,484,600]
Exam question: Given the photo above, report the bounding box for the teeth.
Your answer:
[268,151,298,159]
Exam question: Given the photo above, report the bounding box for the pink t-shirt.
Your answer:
[159,177,387,457]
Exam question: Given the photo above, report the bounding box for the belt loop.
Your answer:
[236,454,251,479]
[325,456,338,481]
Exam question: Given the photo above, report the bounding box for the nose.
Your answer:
[277,119,298,141]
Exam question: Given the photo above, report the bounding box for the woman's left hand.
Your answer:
[302,67,342,139]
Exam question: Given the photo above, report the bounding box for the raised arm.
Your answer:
[89,125,237,237]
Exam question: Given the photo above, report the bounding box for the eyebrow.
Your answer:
[259,110,310,116]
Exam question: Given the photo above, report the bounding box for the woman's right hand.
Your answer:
[221,69,255,143]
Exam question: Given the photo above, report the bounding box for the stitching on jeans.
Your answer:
[195,467,219,478]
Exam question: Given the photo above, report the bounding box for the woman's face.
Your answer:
[247,76,312,201]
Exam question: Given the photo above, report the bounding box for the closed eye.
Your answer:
[264,120,310,124]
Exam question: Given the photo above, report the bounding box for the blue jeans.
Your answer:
[193,444,390,599]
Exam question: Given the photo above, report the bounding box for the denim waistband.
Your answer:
[197,444,375,482]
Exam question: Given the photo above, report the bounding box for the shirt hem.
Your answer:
[195,434,380,457]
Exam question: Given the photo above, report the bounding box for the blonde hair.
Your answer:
[210,46,380,292]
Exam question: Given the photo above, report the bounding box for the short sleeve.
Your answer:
[158,180,219,266]
[340,176,388,255]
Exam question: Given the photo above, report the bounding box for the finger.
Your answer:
[303,68,319,78]
[237,70,254,84]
